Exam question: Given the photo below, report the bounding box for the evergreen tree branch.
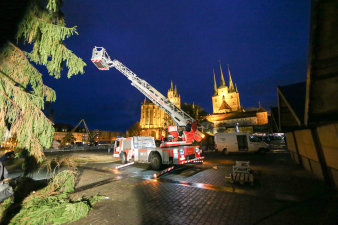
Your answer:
[0,89,22,114]
[33,15,78,37]
[0,70,52,124]
[3,42,56,101]
[0,0,85,161]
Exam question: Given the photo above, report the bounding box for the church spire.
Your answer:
[213,69,218,96]
[170,80,174,90]
[235,83,238,92]
[174,85,177,96]
[219,61,226,87]
[228,64,235,92]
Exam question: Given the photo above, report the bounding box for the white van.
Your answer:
[214,133,269,154]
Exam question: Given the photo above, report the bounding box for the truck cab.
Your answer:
[214,133,269,154]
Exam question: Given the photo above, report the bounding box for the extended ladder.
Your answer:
[91,47,193,127]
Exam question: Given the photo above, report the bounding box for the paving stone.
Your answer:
[69,152,336,225]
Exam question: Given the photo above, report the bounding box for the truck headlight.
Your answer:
[195,147,199,153]
[180,149,184,155]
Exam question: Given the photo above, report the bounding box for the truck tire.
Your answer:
[121,152,127,164]
[222,148,228,155]
[150,153,162,170]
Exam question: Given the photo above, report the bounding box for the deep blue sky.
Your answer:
[44,0,311,132]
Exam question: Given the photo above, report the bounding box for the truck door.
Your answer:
[113,140,121,158]
[123,138,132,161]
[236,135,248,151]
[114,140,120,152]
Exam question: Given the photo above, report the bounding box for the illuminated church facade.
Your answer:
[139,82,180,139]
[212,64,242,113]
[207,64,268,133]
[138,65,269,137]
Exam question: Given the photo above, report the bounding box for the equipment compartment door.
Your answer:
[237,135,248,151]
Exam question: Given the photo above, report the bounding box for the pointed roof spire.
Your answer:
[235,83,238,92]
[213,69,218,96]
[192,102,195,109]
[219,61,226,87]
[228,64,235,92]
[258,101,261,108]
[174,85,177,95]
[170,80,174,91]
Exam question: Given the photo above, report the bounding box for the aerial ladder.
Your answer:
[91,47,204,145]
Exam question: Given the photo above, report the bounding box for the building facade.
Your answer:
[139,81,181,139]
[212,64,242,113]
[207,64,268,133]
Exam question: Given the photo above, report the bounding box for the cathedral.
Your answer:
[139,81,181,139]
[207,64,268,133]
[212,64,242,113]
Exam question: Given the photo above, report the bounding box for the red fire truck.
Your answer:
[112,136,202,170]
[91,47,205,169]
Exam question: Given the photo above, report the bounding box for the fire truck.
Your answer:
[91,47,204,169]
[112,136,201,170]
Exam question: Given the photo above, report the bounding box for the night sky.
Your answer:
[43,0,311,132]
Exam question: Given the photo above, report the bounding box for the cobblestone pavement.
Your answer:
[69,151,337,225]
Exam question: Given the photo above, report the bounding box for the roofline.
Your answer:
[277,86,302,126]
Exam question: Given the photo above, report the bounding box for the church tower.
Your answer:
[212,64,241,114]
[167,81,181,107]
[139,81,181,139]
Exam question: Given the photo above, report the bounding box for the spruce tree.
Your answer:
[0,0,86,161]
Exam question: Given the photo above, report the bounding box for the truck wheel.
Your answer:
[150,153,162,170]
[222,148,228,155]
[121,152,127,164]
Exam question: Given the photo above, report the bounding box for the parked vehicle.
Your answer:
[97,140,111,146]
[113,136,202,170]
[214,132,269,154]
[75,142,88,147]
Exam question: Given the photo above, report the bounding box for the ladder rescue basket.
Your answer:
[91,47,111,70]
